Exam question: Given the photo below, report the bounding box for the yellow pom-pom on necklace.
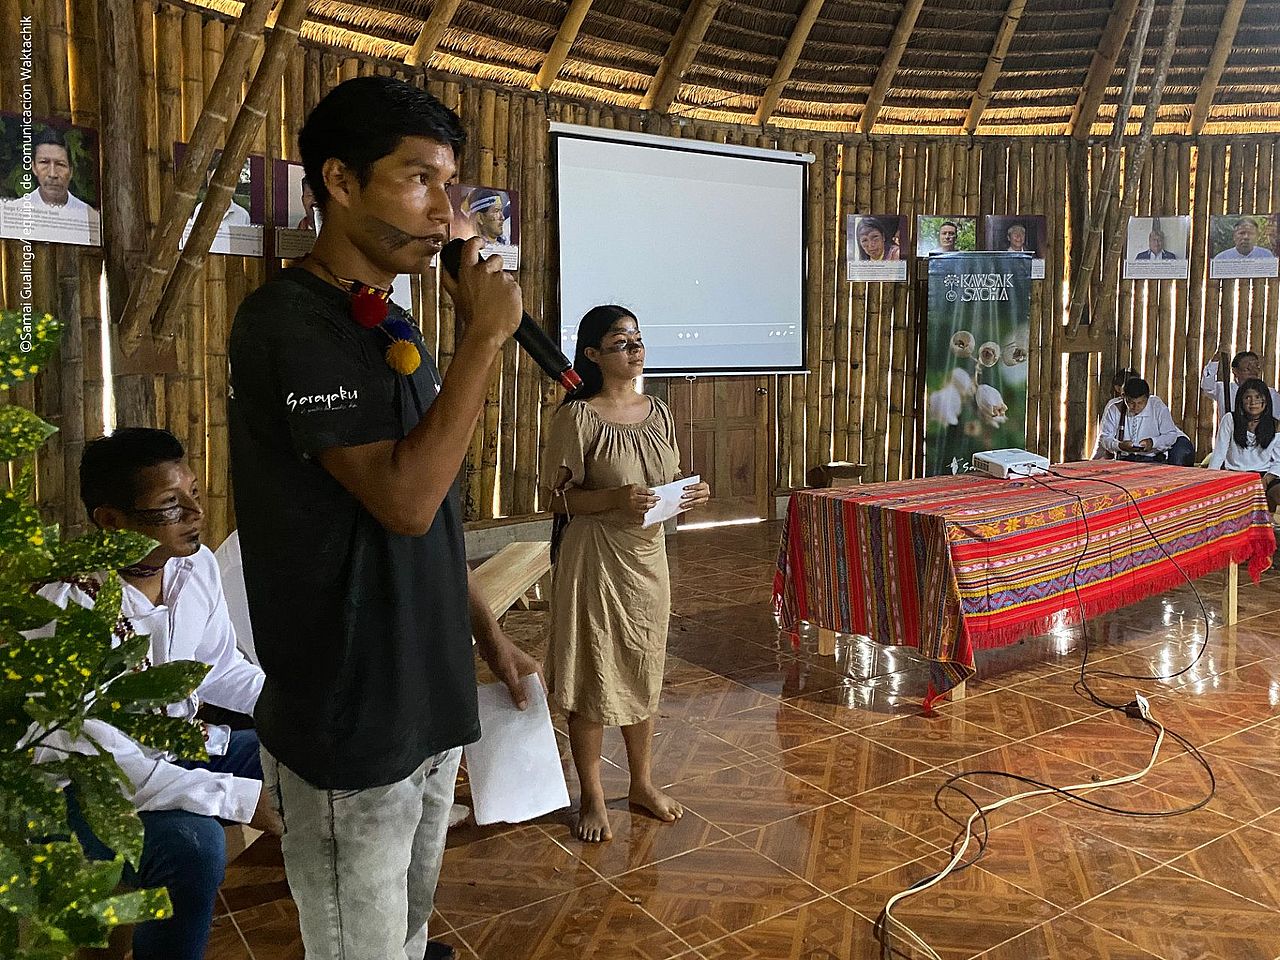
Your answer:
[385,339,421,375]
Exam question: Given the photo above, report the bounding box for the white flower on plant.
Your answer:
[929,384,963,426]
[951,331,975,358]
[976,383,1008,427]
[949,367,976,397]
[1002,342,1030,366]
[978,341,1002,367]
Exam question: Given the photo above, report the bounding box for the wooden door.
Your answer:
[663,376,771,525]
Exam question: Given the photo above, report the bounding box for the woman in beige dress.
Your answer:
[545,305,711,842]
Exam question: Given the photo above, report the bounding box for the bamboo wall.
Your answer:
[2,0,1277,546]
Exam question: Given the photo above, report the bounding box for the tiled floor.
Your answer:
[208,521,1280,960]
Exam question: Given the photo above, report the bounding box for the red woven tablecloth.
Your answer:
[773,461,1276,703]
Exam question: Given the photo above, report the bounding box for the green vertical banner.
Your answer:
[925,252,1032,476]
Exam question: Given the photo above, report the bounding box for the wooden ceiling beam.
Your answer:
[858,0,924,135]
[1070,0,1141,141]
[405,0,464,68]
[641,0,725,114]
[1188,0,1247,135]
[533,0,595,92]
[752,0,826,126]
[963,0,1027,135]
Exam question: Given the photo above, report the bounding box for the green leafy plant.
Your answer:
[1,307,209,957]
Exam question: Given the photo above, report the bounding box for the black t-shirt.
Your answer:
[227,267,478,790]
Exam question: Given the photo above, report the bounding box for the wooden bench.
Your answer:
[473,541,552,620]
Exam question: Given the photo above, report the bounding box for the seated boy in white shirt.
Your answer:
[1093,377,1195,466]
[36,428,279,960]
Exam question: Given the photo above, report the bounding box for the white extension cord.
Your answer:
[878,694,1162,960]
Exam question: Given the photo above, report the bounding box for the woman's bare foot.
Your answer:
[628,782,684,823]
[575,793,613,843]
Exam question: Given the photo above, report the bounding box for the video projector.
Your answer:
[971,448,1050,479]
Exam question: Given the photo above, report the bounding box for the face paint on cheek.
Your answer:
[369,214,421,251]
[128,505,186,526]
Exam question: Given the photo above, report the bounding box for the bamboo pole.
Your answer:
[1159,140,1181,406]
[1171,141,1194,429]
[33,0,70,528]
[155,7,188,454]
[182,11,208,506]
[1071,0,1189,336]
[964,0,1027,135]
[911,138,932,473]
[1223,140,1243,359]
[859,0,925,135]
[536,98,559,508]
[802,138,822,474]
[475,87,501,519]
[496,92,519,517]
[405,0,464,68]
[69,0,103,444]
[832,147,850,464]
[844,142,867,465]
[137,1,161,232]
[1266,139,1280,387]
[1141,143,1158,386]
[789,136,808,482]
[1188,0,1247,136]
[116,0,276,350]
[1070,0,1141,140]
[818,142,839,469]
[1066,0,1157,332]
[100,0,156,429]
[151,0,308,340]
[753,0,826,126]
[1247,143,1268,358]
[304,47,321,114]
[978,141,996,218]
[887,143,909,479]
[642,0,725,114]
[1184,142,1209,444]
[533,0,595,92]
[1026,142,1046,451]
[992,140,1008,214]
[202,18,231,543]
[865,141,888,481]
[1049,142,1069,456]
[514,94,541,514]
[1203,142,1227,450]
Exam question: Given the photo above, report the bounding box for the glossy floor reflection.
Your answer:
[208,522,1280,959]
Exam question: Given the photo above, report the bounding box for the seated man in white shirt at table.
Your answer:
[32,428,279,960]
[1201,350,1280,421]
[1093,377,1195,466]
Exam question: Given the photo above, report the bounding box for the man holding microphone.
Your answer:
[228,76,540,960]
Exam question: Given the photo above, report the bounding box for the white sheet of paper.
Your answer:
[463,675,570,826]
[642,475,701,529]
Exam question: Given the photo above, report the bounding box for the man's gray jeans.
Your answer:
[261,746,462,960]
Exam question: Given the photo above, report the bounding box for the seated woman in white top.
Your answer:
[1207,377,1280,511]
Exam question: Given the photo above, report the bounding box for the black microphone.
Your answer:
[439,239,582,394]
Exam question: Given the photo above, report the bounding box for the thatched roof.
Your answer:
[191,0,1280,135]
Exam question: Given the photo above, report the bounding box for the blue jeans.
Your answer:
[66,728,263,960]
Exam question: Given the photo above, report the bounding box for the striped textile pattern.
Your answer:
[773,461,1276,703]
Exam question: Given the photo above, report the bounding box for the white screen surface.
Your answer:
[554,129,808,374]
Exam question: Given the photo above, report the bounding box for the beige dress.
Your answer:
[544,397,681,726]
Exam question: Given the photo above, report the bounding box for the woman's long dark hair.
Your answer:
[1233,377,1276,449]
[551,304,639,563]
[560,304,637,408]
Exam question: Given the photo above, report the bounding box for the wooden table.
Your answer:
[773,462,1276,705]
